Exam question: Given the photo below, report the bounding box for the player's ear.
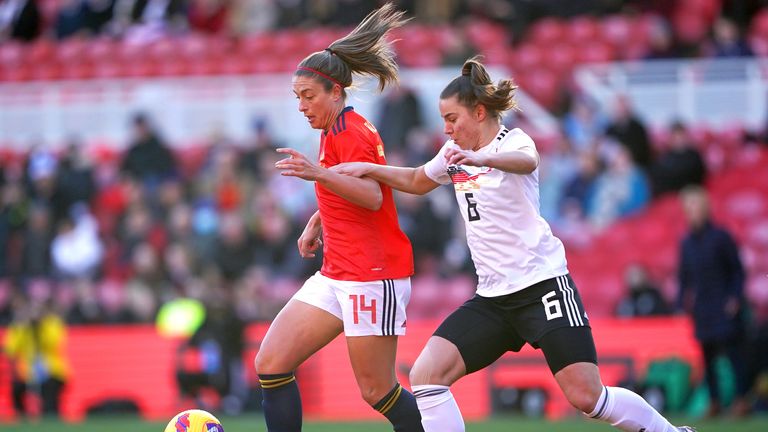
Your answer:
[474,104,487,122]
[331,83,343,101]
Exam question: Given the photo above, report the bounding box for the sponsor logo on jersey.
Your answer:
[447,165,492,191]
[364,121,378,133]
[377,144,385,157]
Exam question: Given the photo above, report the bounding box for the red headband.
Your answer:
[297,67,346,88]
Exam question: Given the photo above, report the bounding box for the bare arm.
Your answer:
[445,147,539,174]
[332,163,440,195]
[298,210,322,258]
[316,170,383,210]
[275,148,382,210]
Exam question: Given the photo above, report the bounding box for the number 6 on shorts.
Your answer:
[542,290,563,321]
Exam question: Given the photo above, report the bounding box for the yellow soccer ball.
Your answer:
[164,409,224,432]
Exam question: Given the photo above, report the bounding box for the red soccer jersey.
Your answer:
[316,107,414,281]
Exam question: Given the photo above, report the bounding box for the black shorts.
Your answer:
[433,274,597,374]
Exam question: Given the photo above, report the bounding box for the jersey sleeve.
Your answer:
[500,128,538,160]
[329,130,379,165]
[423,141,454,185]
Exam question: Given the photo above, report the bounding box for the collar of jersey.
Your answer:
[323,106,354,135]
[472,125,510,152]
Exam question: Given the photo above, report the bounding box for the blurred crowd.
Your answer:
[0,87,734,328]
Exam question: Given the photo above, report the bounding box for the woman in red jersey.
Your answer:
[254,4,423,432]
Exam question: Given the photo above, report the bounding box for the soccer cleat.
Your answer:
[677,427,696,432]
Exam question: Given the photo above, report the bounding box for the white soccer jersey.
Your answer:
[423,126,568,297]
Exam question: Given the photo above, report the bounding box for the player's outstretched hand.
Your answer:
[275,148,324,181]
[445,147,488,167]
[330,162,373,177]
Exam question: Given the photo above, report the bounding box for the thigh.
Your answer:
[256,299,343,373]
[335,277,411,337]
[433,296,524,375]
[538,326,597,374]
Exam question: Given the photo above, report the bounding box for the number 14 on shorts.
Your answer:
[349,294,377,324]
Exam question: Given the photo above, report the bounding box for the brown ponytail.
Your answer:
[295,3,409,95]
[440,56,518,119]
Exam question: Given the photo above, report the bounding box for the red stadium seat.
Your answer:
[515,68,561,110]
[0,42,24,68]
[601,15,633,47]
[528,18,566,45]
[272,31,306,57]
[55,38,88,64]
[510,43,545,72]
[673,11,709,45]
[303,28,338,53]
[239,33,274,56]
[542,43,578,78]
[577,41,615,64]
[751,8,768,40]
[464,20,509,50]
[568,16,601,44]
[27,39,56,63]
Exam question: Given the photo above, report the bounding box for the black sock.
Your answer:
[372,383,424,432]
[259,372,302,432]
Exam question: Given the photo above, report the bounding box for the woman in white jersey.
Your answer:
[333,57,695,432]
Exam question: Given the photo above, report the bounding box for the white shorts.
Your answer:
[292,271,411,337]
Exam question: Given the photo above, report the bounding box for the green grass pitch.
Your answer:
[1,414,766,431]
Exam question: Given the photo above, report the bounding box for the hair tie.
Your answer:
[297,66,346,88]
[324,48,335,55]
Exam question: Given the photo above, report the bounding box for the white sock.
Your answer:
[412,385,464,432]
[587,386,678,432]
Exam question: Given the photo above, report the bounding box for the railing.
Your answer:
[575,58,768,130]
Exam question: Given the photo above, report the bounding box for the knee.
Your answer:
[564,382,603,413]
[254,349,284,376]
[409,357,456,387]
[357,379,395,406]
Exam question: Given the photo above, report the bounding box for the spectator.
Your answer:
[83,0,115,35]
[643,16,682,59]
[228,0,277,34]
[3,297,70,417]
[560,150,601,220]
[24,146,58,204]
[20,204,52,279]
[539,136,578,224]
[677,185,750,417]
[188,0,230,34]
[604,95,653,171]
[0,0,41,42]
[561,95,607,153]
[54,0,88,39]
[376,86,424,153]
[650,121,706,196]
[213,212,255,283]
[176,291,246,414]
[124,0,186,40]
[120,113,177,185]
[239,118,280,183]
[52,139,97,224]
[50,205,104,281]
[616,263,669,317]
[708,17,753,58]
[588,144,650,229]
